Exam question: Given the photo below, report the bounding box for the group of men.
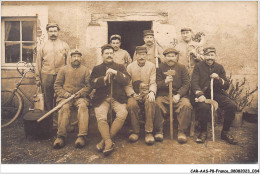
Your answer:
[36,23,238,156]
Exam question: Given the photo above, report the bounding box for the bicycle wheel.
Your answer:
[1,90,24,128]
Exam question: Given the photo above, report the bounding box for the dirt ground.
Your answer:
[1,111,258,164]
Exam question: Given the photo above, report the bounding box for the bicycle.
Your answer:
[1,61,35,128]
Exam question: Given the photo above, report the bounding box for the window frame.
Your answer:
[1,17,37,68]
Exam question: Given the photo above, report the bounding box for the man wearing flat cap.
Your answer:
[90,44,131,156]
[175,27,204,74]
[155,48,192,143]
[35,23,70,111]
[126,46,157,145]
[191,47,237,145]
[110,34,132,67]
[53,49,91,149]
[133,30,163,67]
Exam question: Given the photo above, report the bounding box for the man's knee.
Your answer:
[60,103,70,113]
[197,102,210,111]
[94,107,108,122]
[116,107,128,121]
[127,98,139,111]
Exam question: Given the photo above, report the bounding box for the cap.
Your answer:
[203,47,216,55]
[101,44,114,53]
[163,48,180,56]
[46,23,60,31]
[181,27,192,32]
[70,49,82,56]
[143,30,154,36]
[135,46,147,54]
[110,34,121,41]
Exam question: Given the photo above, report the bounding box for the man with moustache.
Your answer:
[133,30,163,66]
[90,44,130,156]
[191,47,237,144]
[126,46,157,145]
[110,34,132,67]
[175,27,204,74]
[155,48,192,143]
[53,49,91,149]
[35,23,70,111]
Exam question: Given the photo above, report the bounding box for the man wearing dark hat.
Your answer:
[110,34,132,67]
[35,23,70,111]
[90,44,130,156]
[191,47,237,144]
[155,48,192,143]
[53,49,91,149]
[175,27,204,74]
[126,46,157,145]
[133,30,163,66]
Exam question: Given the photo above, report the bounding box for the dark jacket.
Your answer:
[191,60,229,98]
[156,62,190,97]
[90,62,131,107]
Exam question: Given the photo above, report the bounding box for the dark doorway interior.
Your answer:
[108,21,152,58]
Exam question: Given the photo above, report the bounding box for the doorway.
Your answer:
[108,21,152,58]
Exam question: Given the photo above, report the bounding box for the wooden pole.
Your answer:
[169,80,173,140]
[210,78,215,142]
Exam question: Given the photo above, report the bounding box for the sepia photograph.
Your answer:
[1,0,258,173]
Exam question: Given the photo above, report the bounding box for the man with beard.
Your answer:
[126,46,157,145]
[53,49,91,149]
[191,47,237,145]
[110,34,132,67]
[90,44,130,156]
[36,23,70,111]
[155,48,192,143]
[175,27,204,74]
[133,30,163,66]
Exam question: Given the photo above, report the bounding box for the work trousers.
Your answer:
[127,97,156,134]
[155,96,193,134]
[94,98,128,141]
[57,98,89,137]
[196,93,236,132]
[41,73,57,111]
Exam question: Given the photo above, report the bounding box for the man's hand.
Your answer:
[74,92,81,99]
[133,93,142,101]
[195,95,206,103]
[172,94,180,103]
[147,91,155,102]
[165,75,173,84]
[210,73,219,80]
[63,92,72,99]
[106,68,117,75]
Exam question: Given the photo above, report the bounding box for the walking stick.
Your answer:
[108,73,113,126]
[210,78,215,142]
[164,70,176,140]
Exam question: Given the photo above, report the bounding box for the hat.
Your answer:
[46,23,60,31]
[101,44,114,53]
[203,47,216,55]
[135,46,147,54]
[70,49,82,56]
[163,48,180,56]
[110,34,121,41]
[181,27,192,32]
[143,30,154,36]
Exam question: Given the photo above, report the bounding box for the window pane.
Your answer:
[5,43,20,63]
[22,43,36,63]
[22,21,36,41]
[5,21,20,41]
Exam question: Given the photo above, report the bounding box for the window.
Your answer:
[3,17,37,65]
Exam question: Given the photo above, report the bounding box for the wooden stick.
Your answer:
[110,74,113,126]
[169,81,173,140]
[210,78,215,142]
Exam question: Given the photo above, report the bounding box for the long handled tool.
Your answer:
[37,90,81,123]
[109,73,113,126]
[210,78,215,142]
[164,70,176,140]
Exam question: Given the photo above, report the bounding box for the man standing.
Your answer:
[191,47,237,144]
[53,49,91,149]
[155,48,192,143]
[126,46,157,145]
[175,27,204,73]
[35,23,70,111]
[90,44,130,156]
[110,34,132,67]
[133,30,163,67]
